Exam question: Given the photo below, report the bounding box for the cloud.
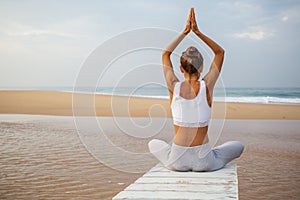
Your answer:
[7,29,75,38]
[279,5,300,24]
[0,19,77,39]
[0,15,101,40]
[233,24,274,40]
[281,16,289,22]
[232,1,262,12]
[233,31,273,40]
[218,1,263,18]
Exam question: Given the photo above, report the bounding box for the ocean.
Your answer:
[1,86,300,105]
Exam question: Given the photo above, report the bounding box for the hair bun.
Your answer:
[180,46,204,75]
[185,47,199,57]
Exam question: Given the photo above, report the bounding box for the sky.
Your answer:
[0,0,299,88]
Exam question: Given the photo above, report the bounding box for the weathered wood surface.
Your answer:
[112,163,238,200]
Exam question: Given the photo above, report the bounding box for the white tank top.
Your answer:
[171,80,211,127]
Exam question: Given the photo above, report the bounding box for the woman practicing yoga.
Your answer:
[148,8,244,172]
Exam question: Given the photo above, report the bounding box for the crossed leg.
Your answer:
[148,139,244,172]
[148,139,171,166]
[205,141,244,171]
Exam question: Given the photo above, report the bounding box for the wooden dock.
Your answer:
[112,163,239,200]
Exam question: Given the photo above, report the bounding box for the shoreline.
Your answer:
[0,90,300,120]
[2,88,299,105]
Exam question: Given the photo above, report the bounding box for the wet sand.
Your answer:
[0,115,299,199]
[218,120,300,199]
[0,115,146,200]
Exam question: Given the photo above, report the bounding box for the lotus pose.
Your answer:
[148,8,244,171]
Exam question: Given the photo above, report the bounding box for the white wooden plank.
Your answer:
[124,183,237,193]
[144,171,236,178]
[149,163,236,173]
[113,191,237,200]
[112,164,239,200]
[134,177,236,185]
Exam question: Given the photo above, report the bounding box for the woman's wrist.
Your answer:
[182,31,188,36]
[193,29,201,35]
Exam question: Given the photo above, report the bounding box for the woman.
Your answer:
[148,8,244,172]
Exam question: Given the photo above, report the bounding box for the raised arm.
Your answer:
[191,8,225,91]
[162,10,192,98]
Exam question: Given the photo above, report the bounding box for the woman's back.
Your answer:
[171,80,211,127]
[172,80,211,146]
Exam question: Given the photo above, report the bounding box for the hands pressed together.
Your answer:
[183,8,200,35]
[163,7,224,94]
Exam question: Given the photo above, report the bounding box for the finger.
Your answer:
[187,14,191,24]
[192,8,195,20]
[189,8,193,21]
[192,10,196,23]
[188,9,192,20]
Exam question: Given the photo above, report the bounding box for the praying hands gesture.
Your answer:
[183,8,200,35]
[163,8,225,102]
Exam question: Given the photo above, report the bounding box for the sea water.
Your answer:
[1,86,300,104]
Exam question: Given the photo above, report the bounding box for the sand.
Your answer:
[0,90,300,119]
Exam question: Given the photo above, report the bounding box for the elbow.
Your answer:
[215,48,225,55]
[162,50,171,58]
[214,49,225,61]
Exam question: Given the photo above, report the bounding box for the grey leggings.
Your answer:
[148,139,244,172]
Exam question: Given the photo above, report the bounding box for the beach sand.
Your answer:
[0,90,300,199]
[0,90,300,119]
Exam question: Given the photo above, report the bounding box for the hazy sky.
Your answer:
[0,0,299,88]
